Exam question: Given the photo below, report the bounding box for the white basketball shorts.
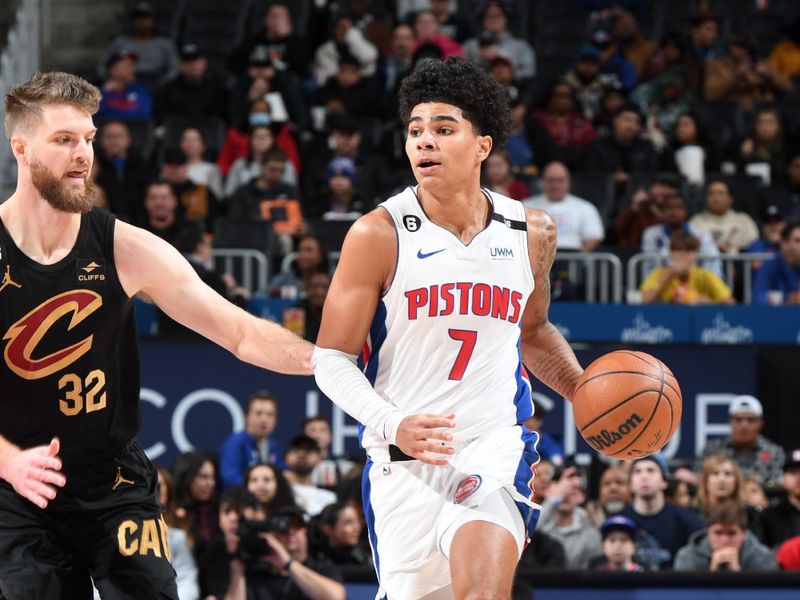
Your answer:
[361,425,542,599]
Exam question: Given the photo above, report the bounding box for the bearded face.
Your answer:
[29,154,95,214]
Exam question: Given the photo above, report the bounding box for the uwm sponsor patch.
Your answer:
[3,290,102,380]
[584,413,644,452]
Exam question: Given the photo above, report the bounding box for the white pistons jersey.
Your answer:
[361,186,535,457]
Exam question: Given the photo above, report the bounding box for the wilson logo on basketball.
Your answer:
[454,474,482,504]
[585,413,643,452]
[3,290,102,380]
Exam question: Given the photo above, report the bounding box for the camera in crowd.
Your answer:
[237,506,307,563]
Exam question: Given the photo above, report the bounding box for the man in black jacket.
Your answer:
[584,102,659,190]
[155,43,227,124]
[762,449,800,548]
[94,119,152,221]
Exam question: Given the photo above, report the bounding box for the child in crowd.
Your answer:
[593,515,647,572]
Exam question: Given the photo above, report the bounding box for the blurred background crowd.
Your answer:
[5,0,800,597]
[75,0,800,342]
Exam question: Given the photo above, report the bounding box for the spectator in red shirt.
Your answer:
[411,9,463,59]
[531,81,597,169]
[482,150,529,201]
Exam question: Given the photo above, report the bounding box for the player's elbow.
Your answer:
[227,317,253,362]
[521,317,550,345]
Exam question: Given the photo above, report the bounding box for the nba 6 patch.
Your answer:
[454,474,482,504]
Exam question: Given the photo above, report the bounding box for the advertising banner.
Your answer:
[138,341,758,468]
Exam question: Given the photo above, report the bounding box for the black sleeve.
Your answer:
[306,558,344,583]
[197,541,232,599]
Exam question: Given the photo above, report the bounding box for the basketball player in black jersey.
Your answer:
[0,72,313,599]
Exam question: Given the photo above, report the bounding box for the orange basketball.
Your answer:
[572,350,682,459]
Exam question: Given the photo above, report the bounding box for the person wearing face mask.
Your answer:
[227,44,309,140]
[225,125,298,198]
[218,96,301,180]
[98,2,179,90]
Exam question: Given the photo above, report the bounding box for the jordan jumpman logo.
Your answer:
[0,265,21,294]
[112,467,135,490]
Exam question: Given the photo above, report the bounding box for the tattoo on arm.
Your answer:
[526,213,582,400]
[529,334,582,400]
[531,217,557,325]
[535,221,557,277]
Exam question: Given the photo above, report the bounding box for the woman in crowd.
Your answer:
[216,97,300,177]
[223,123,298,197]
[310,501,373,566]
[156,466,200,600]
[180,127,223,198]
[266,235,330,299]
[661,111,720,175]
[698,454,763,538]
[530,80,596,169]
[172,450,220,554]
[736,107,790,185]
[245,462,297,515]
[482,149,529,200]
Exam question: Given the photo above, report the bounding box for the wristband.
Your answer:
[283,557,294,571]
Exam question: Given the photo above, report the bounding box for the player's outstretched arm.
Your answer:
[313,211,455,464]
[0,435,65,508]
[519,209,583,402]
[114,221,313,375]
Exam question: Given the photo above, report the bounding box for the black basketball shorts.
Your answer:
[0,440,178,600]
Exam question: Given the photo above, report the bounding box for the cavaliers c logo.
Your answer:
[3,290,102,380]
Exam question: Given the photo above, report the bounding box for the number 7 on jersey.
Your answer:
[448,329,477,380]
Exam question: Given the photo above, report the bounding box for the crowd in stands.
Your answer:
[153,387,800,598]
[87,0,800,333]
[84,1,800,593]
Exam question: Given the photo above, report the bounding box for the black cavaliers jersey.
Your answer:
[0,207,141,492]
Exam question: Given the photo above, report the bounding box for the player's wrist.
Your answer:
[382,411,406,445]
[0,438,20,480]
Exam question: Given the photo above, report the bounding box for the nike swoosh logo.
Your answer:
[417,248,446,259]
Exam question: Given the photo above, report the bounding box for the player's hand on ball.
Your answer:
[396,413,456,465]
[1,437,66,509]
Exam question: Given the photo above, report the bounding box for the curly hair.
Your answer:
[398,57,511,148]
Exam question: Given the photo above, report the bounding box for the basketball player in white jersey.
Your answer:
[313,58,585,599]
